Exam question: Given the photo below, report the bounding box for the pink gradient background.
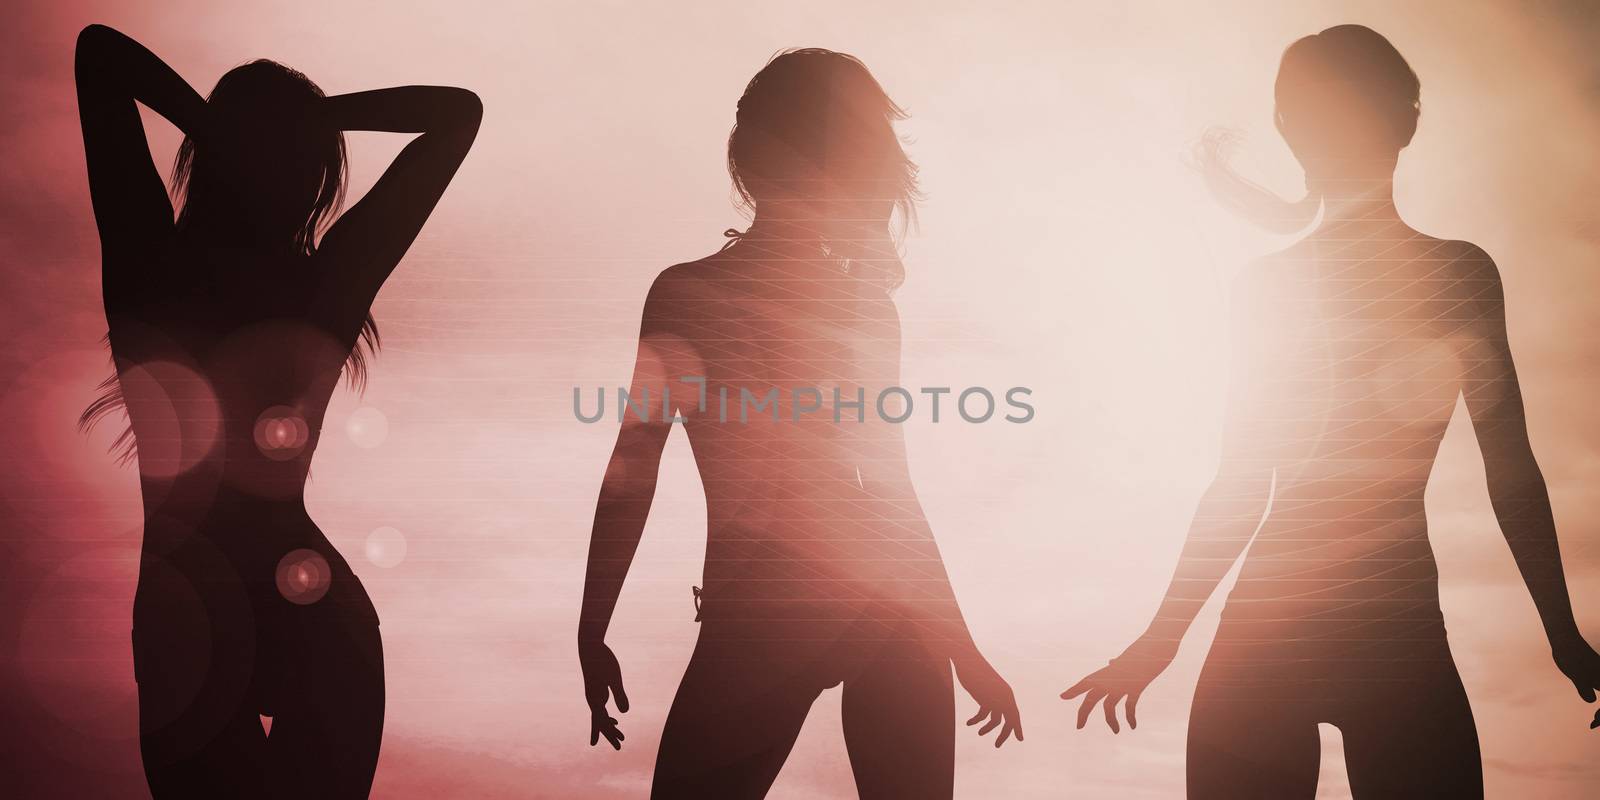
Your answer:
[4,1,1600,796]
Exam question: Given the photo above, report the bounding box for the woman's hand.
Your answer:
[1550,630,1600,730]
[1061,635,1177,733]
[955,653,1023,747]
[579,640,629,749]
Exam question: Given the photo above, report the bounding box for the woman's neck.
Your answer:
[744,216,901,270]
[748,201,890,241]
[1315,177,1401,225]
[745,216,827,242]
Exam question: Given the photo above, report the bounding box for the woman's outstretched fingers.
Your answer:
[1574,679,1596,704]
[591,712,624,750]
[1103,692,1122,733]
[1061,676,1093,700]
[995,715,1021,747]
[1126,691,1141,730]
[1075,688,1107,729]
[978,713,1003,736]
[612,677,630,713]
[967,706,993,728]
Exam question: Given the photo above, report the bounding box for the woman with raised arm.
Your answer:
[1062,24,1600,798]
[74,24,480,798]
[577,49,1020,799]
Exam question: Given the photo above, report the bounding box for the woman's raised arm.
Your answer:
[76,24,206,264]
[312,85,481,304]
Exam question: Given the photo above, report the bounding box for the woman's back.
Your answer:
[107,240,357,520]
[654,242,902,493]
[1225,225,1501,652]
[645,240,933,613]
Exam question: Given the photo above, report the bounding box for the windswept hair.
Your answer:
[80,345,137,466]
[82,60,378,463]
[727,48,919,289]
[1196,24,1421,233]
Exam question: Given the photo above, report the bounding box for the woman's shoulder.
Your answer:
[1430,238,1498,277]
[638,255,719,337]
[1374,226,1496,276]
[1240,234,1499,287]
[1388,233,1500,288]
[1430,240,1505,313]
[643,246,750,301]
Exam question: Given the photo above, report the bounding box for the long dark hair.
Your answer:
[82,60,378,464]
[1197,24,1420,232]
[726,48,919,290]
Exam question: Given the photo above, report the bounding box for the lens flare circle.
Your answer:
[253,406,310,461]
[365,526,408,568]
[17,548,142,732]
[117,360,224,478]
[345,406,389,449]
[275,548,331,605]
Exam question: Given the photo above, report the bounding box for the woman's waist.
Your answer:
[1207,610,1455,678]
[1240,514,1437,573]
[139,495,332,559]
[689,580,945,627]
[700,474,890,505]
[141,479,314,523]
[1268,470,1430,502]
[134,520,373,621]
[703,492,929,534]
[136,457,317,520]
[1219,579,1446,630]
[693,555,956,630]
[700,529,942,587]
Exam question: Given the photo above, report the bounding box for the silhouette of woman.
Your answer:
[578,48,1020,799]
[74,24,480,797]
[1062,25,1600,799]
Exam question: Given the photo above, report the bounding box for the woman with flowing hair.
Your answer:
[1062,24,1600,798]
[75,24,480,797]
[577,48,1020,798]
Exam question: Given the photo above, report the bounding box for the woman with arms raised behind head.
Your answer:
[75,24,479,797]
[1063,24,1600,798]
[577,48,1020,799]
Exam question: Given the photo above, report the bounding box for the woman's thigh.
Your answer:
[1187,658,1322,800]
[133,549,270,798]
[1338,661,1481,799]
[652,634,829,800]
[265,608,386,799]
[839,641,955,800]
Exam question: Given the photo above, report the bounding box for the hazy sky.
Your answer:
[4,1,1600,797]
